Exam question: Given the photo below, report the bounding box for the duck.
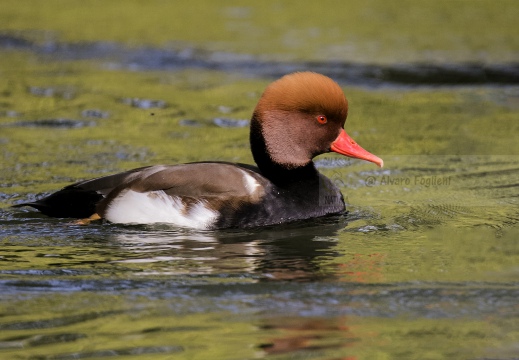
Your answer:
[13,72,383,229]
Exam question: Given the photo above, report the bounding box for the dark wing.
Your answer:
[11,165,155,218]
[11,187,104,218]
[13,163,265,219]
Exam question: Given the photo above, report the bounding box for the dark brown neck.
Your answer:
[250,117,318,186]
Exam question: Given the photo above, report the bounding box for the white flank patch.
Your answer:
[240,169,260,195]
[105,190,218,229]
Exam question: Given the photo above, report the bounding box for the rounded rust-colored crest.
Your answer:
[254,72,348,121]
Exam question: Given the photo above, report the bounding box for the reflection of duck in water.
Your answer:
[110,217,348,281]
[15,72,382,229]
[258,317,358,357]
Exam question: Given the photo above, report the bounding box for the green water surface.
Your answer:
[1,1,518,359]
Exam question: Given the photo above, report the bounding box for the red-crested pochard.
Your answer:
[14,72,383,229]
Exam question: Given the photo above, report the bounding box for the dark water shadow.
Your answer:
[3,119,95,129]
[2,33,519,87]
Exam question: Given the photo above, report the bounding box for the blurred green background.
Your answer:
[2,0,518,63]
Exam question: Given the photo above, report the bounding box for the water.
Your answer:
[1,1,519,359]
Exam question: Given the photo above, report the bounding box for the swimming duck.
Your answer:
[14,72,383,229]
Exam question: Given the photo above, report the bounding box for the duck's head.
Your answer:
[251,72,383,169]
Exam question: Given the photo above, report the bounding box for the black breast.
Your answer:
[214,171,345,229]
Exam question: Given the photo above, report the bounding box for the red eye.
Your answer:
[316,115,327,124]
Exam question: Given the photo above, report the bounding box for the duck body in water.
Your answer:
[14,72,383,229]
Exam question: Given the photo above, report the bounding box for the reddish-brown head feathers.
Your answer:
[254,72,348,122]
